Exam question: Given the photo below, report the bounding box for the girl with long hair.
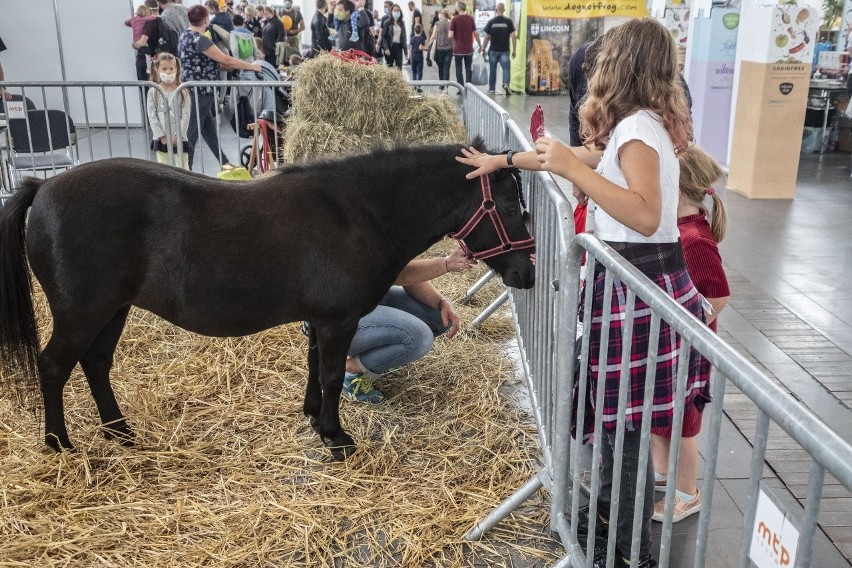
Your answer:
[457,18,704,568]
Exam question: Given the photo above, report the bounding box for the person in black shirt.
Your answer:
[481,3,515,95]
[261,5,286,64]
[408,1,422,34]
[312,0,333,51]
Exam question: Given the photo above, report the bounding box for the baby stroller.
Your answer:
[229,60,290,169]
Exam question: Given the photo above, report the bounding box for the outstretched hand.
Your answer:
[445,246,477,273]
[456,146,500,179]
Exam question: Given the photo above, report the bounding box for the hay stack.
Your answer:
[283,54,467,163]
[0,241,562,566]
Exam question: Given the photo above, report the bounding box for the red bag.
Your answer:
[574,202,587,235]
[530,104,551,141]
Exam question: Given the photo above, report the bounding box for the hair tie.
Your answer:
[705,187,716,196]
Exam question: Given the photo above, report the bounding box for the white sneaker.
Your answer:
[652,489,701,523]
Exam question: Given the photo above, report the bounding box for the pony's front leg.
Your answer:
[302,322,322,431]
[314,319,359,460]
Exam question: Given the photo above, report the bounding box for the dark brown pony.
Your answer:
[0,142,534,460]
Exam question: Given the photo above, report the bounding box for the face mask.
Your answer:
[283,1,292,9]
[384,6,390,14]
[335,10,347,20]
[392,10,400,18]
[159,72,176,84]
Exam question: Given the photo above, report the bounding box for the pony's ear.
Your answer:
[470,136,489,153]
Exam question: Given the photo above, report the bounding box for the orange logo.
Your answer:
[757,521,792,565]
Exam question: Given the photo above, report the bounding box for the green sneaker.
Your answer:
[341,373,384,404]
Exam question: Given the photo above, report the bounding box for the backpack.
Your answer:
[158,18,181,55]
[236,35,255,60]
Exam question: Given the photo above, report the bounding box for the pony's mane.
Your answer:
[269,138,489,177]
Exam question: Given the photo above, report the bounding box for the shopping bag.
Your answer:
[471,53,488,86]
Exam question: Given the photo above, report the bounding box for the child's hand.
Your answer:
[160,136,168,144]
[535,137,581,179]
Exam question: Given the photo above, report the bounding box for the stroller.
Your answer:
[229,60,291,171]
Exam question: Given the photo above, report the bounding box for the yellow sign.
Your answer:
[526,0,649,19]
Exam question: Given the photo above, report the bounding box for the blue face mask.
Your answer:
[392,10,401,18]
[384,6,390,14]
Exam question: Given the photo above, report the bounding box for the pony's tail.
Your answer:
[0,178,42,408]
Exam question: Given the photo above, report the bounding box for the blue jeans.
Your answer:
[454,53,473,85]
[349,286,447,377]
[488,50,510,91]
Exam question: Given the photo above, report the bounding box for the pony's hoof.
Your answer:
[323,432,356,461]
[103,422,135,446]
[307,415,321,434]
[45,433,74,453]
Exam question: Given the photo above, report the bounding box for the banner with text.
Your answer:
[686,7,739,165]
[526,0,648,19]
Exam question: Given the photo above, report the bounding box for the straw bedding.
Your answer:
[282,54,467,163]
[0,241,561,566]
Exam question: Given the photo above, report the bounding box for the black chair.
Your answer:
[7,109,77,182]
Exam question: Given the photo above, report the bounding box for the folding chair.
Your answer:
[7,109,77,185]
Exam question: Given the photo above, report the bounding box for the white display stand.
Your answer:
[727,3,819,199]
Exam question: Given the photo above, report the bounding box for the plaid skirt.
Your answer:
[574,268,712,441]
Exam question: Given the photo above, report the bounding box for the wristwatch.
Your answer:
[506,150,515,167]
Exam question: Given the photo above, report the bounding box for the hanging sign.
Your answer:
[526,0,648,19]
[748,484,800,567]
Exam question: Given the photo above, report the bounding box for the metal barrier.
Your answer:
[0,79,465,188]
[465,211,852,566]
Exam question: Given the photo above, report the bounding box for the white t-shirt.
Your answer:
[593,109,680,244]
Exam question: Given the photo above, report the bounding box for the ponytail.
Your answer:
[708,192,727,243]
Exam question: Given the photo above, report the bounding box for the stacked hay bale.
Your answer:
[283,53,467,163]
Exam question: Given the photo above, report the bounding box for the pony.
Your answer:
[0,142,535,460]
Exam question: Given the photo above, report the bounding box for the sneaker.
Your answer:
[655,476,667,492]
[487,89,496,94]
[576,505,609,542]
[349,30,359,42]
[341,373,384,404]
[591,542,658,568]
[329,32,339,41]
[503,84,511,96]
[652,488,701,523]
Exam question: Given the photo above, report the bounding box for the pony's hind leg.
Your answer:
[79,306,133,445]
[302,322,322,431]
[39,323,103,452]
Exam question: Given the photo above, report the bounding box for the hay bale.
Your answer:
[400,96,468,145]
[282,118,368,163]
[283,53,467,163]
[290,54,412,137]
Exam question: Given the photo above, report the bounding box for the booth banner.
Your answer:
[526,0,648,19]
[525,18,572,94]
[769,6,816,64]
[687,7,738,164]
[475,0,496,33]
[727,5,819,199]
[664,5,690,69]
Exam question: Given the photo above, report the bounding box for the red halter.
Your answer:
[450,174,535,261]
